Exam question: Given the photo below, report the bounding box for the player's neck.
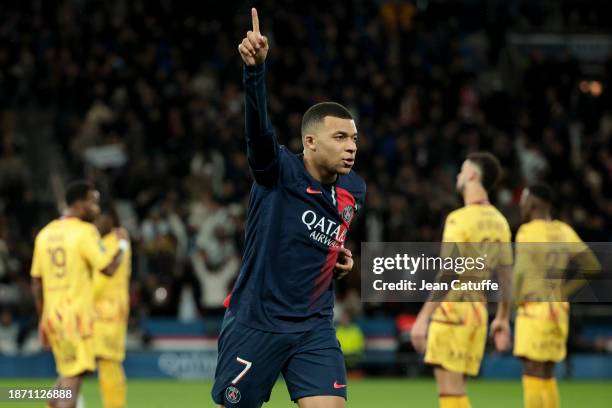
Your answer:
[463,182,489,206]
[531,211,551,221]
[303,154,337,184]
[63,208,83,220]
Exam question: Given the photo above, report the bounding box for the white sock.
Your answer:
[76,393,86,408]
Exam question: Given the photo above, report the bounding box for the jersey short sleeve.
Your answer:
[30,234,44,278]
[79,224,112,271]
[561,223,589,255]
[442,211,467,243]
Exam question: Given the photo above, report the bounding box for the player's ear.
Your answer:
[469,166,481,182]
[303,133,317,151]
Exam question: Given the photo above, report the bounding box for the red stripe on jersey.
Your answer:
[335,187,356,225]
[311,187,357,305]
[223,294,232,309]
[312,248,339,305]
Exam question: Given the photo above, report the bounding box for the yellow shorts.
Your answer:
[93,299,128,362]
[93,321,127,362]
[44,312,95,378]
[513,302,569,363]
[425,302,488,376]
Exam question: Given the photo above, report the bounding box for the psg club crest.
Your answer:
[225,386,241,404]
[342,205,354,223]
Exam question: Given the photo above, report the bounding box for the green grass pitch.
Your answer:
[1,378,610,407]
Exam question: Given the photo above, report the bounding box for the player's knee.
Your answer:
[98,359,125,380]
[53,395,78,408]
[434,369,466,395]
[53,376,81,408]
[296,395,345,408]
[523,359,554,378]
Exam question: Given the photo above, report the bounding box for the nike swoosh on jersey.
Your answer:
[306,186,323,194]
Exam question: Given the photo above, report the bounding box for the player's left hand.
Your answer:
[334,247,353,280]
[490,317,511,352]
[410,315,429,353]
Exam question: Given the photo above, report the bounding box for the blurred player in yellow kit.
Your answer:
[411,152,514,408]
[93,205,131,408]
[31,181,128,408]
[514,184,600,408]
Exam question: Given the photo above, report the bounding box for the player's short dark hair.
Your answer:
[301,102,353,136]
[99,201,120,226]
[466,151,503,192]
[65,181,95,206]
[528,183,554,205]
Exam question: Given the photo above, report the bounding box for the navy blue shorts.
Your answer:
[211,312,347,407]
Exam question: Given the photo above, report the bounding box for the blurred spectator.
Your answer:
[335,310,365,370]
[0,0,609,322]
[190,202,241,315]
[0,309,18,355]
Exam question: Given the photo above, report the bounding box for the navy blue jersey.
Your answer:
[228,64,366,333]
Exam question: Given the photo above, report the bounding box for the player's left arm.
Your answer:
[31,278,43,318]
[334,247,353,280]
[411,301,439,353]
[563,226,601,298]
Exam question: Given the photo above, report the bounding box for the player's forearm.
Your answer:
[100,249,125,276]
[244,63,277,169]
[495,301,511,321]
[564,250,601,298]
[425,265,455,302]
[496,264,513,306]
[417,301,440,320]
[31,277,43,320]
[512,267,525,304]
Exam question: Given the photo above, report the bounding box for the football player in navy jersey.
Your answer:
[211,8,366,408]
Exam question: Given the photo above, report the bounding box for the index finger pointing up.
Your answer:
[251,8,260,33]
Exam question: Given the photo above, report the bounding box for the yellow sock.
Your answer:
[98,359,126,408]
[439,395,470,408]
[523,375,547,408]
[542,378,560,408]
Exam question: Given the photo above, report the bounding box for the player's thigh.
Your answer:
[425,320,486,376]
[49,335,96,379]
[283,327,347,403]
[514,303,569,363]
[212,316,292,407]
[94,321,126,361]
[434,367,466,395]
[297,395,345,408]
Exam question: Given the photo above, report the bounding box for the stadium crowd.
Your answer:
[0,0,611,351]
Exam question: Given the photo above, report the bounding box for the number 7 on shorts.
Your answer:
[231,357,252,385]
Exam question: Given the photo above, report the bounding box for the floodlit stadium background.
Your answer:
[0,0,611,406]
